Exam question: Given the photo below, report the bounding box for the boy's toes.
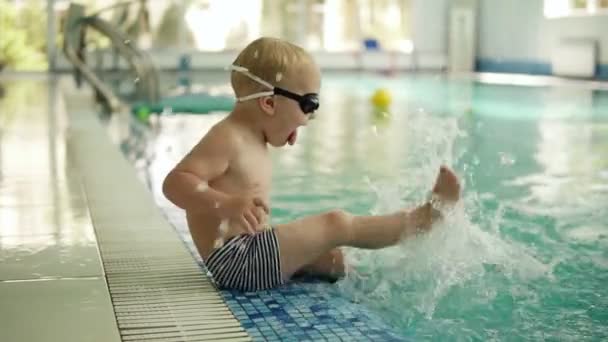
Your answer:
[432,166,460,202]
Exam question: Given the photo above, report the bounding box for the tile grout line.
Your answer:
[0,276,105,283]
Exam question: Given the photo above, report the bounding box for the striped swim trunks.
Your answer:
[205,229,284,291]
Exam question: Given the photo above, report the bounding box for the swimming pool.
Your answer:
[119,72,608,340]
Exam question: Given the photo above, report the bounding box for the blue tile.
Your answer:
[475,58,551,75]
[165,215,409,342]
[281,338,298,342]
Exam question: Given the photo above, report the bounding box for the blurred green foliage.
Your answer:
[0,1,48,70]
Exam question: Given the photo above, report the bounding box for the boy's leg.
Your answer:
[274,166,460,281]
[275,203,434,280]
[293,248,345,280]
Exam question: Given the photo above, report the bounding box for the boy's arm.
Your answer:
[162,126,233,219]
[163,125,269,233]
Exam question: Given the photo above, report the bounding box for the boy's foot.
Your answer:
[401,166,460,235]
[431,166,460,204]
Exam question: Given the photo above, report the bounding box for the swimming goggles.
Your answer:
[228,65,319,114]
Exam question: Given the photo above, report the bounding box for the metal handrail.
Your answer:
[85,16,159,101]
[63,2,159,113]
[88,0,141,18]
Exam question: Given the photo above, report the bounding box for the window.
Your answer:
[544,0,608,18]
[52,0,413,55]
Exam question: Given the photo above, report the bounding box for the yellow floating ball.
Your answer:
[371,88,392,108]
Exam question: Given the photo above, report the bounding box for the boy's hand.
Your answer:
[220,195,270,234]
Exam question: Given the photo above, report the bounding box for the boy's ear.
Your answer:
[258,96,275,116]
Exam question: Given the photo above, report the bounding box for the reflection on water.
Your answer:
[118,72,608,340]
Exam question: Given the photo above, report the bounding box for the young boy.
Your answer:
[163,37,460,292]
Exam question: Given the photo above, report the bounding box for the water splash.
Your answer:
[337,110,550,325]
[214,220,229,248]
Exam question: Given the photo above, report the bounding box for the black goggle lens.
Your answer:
[299,95,319,114]
[274,87,319,115]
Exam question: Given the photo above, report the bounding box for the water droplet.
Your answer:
[133,77,140,84]
[196,181,209,192]
[499,152,515,166]
[124,39,131,45]
[218,220,228,234]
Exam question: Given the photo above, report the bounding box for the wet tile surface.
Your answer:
[0,278,120,342]
[0,231,101,281]
[0,76,117,340]
[0,76,102,282]
[0,178,86,207]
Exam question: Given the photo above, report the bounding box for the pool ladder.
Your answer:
[63,2,160,113]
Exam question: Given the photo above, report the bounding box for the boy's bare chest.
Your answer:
[225,148,272,193]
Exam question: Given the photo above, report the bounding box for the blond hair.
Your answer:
[230,37,313,97]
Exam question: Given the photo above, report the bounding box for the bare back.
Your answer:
[185,117,272,260]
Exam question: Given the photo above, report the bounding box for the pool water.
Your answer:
[123,73,608,340]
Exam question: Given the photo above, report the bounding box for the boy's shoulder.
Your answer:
[204,118,240,143]
[196,117,242,154]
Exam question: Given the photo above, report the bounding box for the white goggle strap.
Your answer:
[236,91,274,102]
[227,64,276,102]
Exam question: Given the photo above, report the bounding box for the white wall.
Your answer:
[477,0,608,64]
[411,0,449,68]
[544,16,608,64]
[477,0,544,62]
